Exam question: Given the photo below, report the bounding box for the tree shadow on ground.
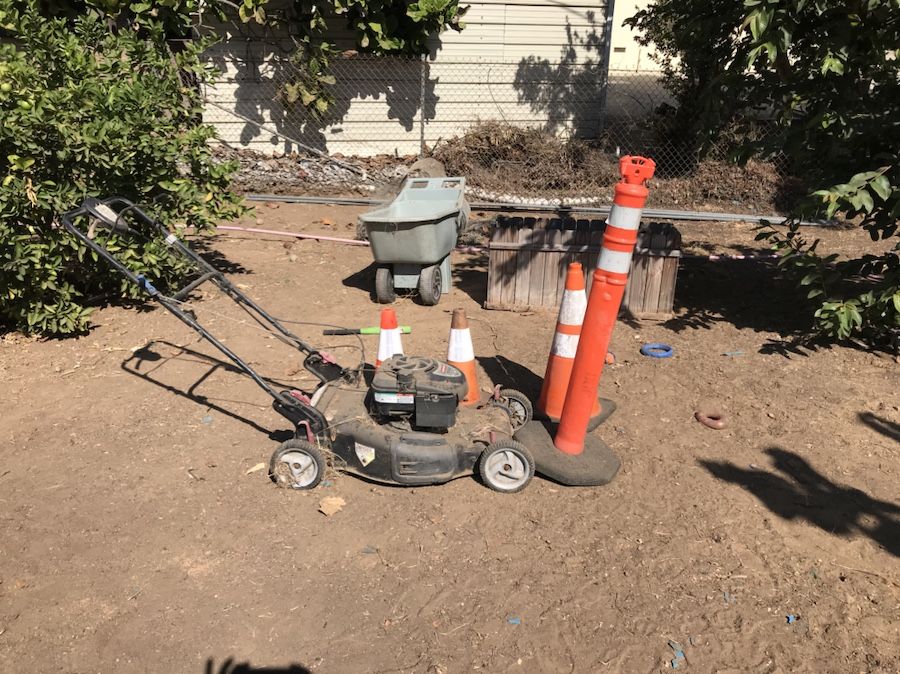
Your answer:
[453,252,488,306]
[699,447,900,557]
[665,256,818,356]
[191,235,253,276]
[205,659,311,674]
[122,340,300,441]
[858,412,900,444]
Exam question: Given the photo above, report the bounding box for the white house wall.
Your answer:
[202,2,635,157]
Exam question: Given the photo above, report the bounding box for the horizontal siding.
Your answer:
[203,1,621,156]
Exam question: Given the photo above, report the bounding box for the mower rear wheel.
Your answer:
[478,439,534,493]
[269,439,325,490]
[375,266,396,304]
[490,388,533,431]
[417,263,442,305]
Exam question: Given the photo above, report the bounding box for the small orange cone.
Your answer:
[537,263,602,421]
[446,309,479,406]
[375,308,404,367]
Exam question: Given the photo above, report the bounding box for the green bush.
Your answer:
[628,0,899,347]
[0,4,245,335]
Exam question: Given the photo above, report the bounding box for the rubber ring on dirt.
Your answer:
[695,409,727,430]
[640,343,673,358]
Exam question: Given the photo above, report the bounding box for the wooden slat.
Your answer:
[646,258,664,314]
[542,228,562,306]
[527,226,547,306]
[499,220,520,308]
[513,224,533,308]
[486,220,508,308]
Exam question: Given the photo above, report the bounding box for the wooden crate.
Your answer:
[485,217,681,318]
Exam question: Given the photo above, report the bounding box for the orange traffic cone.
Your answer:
[375,308,404,367]
[537,263,603,422]
[446,309,479,406]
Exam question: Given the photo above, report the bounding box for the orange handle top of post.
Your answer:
[619,155,656,185]
[613,156,656,208]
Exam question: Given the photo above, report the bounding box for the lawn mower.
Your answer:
[61,197,535,493]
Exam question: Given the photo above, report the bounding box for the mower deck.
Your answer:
[311,380,517,486]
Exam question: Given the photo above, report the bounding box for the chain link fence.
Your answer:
[202,46,790,212]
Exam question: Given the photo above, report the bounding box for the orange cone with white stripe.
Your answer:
[537,263,602,422]
[375,308,404,367]
[446,309,479,406]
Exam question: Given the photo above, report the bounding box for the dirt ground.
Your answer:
[1,203,898,674]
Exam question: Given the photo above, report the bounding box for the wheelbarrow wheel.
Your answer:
[375,266,396,304]
[489,388,533,431]
[269,439,325,490]
[478,439,534,493]
[418,263,442,305]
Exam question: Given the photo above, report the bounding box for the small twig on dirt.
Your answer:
[374,654,424,674]
[438,622,470,636]
[127,588,142,601]
[467,315,502,354]
[830,561,900,588]
[0,470,10,479]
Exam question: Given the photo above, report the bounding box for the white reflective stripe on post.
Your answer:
[558,290,587,326]
[447,328,475,362]
[598,248,633,274]
[607,204,643,231]
[551,332,580,358]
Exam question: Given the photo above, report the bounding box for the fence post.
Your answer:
[598,0,616,136]
[419,54,427,158]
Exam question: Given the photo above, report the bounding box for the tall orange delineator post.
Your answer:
[554,156,656,455]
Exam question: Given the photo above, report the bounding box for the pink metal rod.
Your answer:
[216,225,370,246]
[217,224,485,254]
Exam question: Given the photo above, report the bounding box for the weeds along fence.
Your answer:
[201,46,786,206]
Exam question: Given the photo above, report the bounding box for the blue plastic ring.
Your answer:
[641,342,674,358]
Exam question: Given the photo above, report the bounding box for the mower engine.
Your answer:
[370,355,468,429]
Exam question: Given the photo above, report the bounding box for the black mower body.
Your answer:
[301,356,501,486]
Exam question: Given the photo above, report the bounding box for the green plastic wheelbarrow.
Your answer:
[359,177,470,305]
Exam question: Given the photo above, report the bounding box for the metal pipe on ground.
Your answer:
[216,225,369,246]
[244,193,833,227]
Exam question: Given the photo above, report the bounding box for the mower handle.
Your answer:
[60,196,350,388]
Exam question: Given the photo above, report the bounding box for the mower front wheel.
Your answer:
[269,439,326,490]
[478,439,535,493]
[490,388,533,431]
